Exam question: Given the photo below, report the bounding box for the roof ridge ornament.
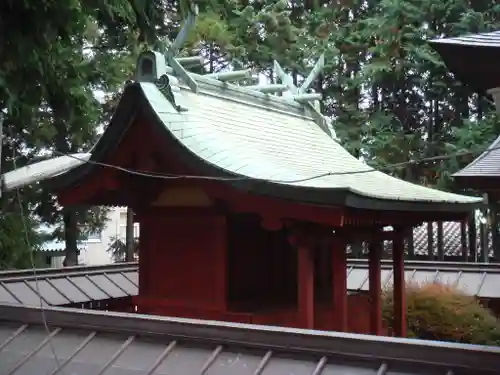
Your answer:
[155,74,187,112]
[163,4,200,93]
[273,55,333,138]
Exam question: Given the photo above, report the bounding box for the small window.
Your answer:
[85,229,102,242]
[119,223,140,240]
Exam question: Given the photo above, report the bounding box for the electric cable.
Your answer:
[52,141,495,185]
[6,129,494,372]
[9,127,66,374]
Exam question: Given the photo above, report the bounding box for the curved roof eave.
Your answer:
[453,135,500,180]
[46,82,482,213]
[429,30,500,92]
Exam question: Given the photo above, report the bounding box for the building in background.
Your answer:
[41,206,139,268]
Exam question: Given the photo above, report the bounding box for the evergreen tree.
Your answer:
[0,0,168,267]
[1,0,499,269]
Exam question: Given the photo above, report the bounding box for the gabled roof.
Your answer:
[453,135,500,184]
[0,304,499,374]
[48,70,481,213]
[429,30,500,92]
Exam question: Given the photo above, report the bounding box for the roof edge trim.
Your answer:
[1,304,499,372]
[452,135,500,178]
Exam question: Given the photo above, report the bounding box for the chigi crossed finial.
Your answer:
[273,55,330,136]
[135,5,333,137]
[163,4,200,93]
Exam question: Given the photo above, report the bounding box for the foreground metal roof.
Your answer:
[0,304,498,375]
[0,263,137,306]
[2,261,500,309]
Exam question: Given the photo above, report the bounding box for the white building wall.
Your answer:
[50,256,65,268]
[78,206,139,266]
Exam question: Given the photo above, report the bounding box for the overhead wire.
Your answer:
[52,141,495,184]
[4,125,493,373]
[8,126,66,374]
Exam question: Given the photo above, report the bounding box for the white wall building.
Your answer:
[80,206,139,265]
[42,206,139,267]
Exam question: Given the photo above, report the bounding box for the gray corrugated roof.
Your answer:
[411,221,492,257]
[454,135,500,179]
[0,263,137,306]
[0,304,498,374]
[429,30,500,91]
[3,261,500,304]
[346,259,500,298]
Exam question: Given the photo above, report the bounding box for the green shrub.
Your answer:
[382,282,500,346]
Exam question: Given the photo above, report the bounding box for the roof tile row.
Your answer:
[1,261,499,308]
[0,267,138,307]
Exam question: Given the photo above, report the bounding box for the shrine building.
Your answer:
[430,30,500,260]
[45,21,482,336]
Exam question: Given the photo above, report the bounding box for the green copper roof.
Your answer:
[47,67,481,213]
[136,77,480,208]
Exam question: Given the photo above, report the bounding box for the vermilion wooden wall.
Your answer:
[135,210,381,335]
[137,210,227,313]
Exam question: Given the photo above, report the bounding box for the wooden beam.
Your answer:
[297,245,315,329]
[199,180,344,227]
[294,93,323,103]
[427,222,434,260]
[488,195,500,260]
[245,84,288,94]
[437,221,444,261]
[205,69,251,82]
[166,54,198,93]
[176,56,203,67]
[460,221,468,262]
[368,239,383,335]
[393,228,407,338]
[331,237,347,332]
[468,213,477,261]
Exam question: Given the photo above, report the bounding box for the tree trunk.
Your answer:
[125,207,135,262]
[62,207,79,266]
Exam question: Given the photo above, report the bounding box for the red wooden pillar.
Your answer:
[331,237,347,332]
[368,238,383,335]
[393,228,407,337]
[137,211,149,297]
[298,245,315,329]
